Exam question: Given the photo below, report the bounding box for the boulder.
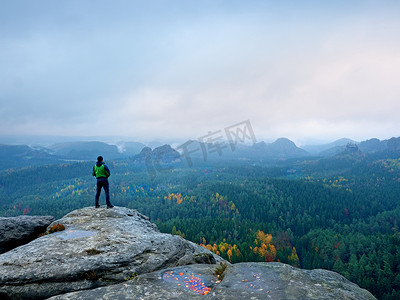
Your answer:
[48,262,376,300]
[0,215,54,254]
[0,207,376,300]
[0,206,223,300]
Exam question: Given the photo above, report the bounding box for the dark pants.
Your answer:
[95,178,112,207]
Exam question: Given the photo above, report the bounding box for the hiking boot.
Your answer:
[107,205,114,209]
[95,205,100,208]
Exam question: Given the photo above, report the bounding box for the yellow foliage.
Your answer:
[288,247,299,267]
[269,244,277,256]
[256,230,266,241]
[166,193,183,204]
[219,242,227,253]
[256,230,272,245]
[212,244,218,253]
[265,234,272,244]
[252,230,276,262]
[200,241,241,262]
[227,249,233,261]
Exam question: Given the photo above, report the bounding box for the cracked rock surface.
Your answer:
[0,206,222,300]
[49,262,376,300]
[0,215,54,254]
[0,207,375,300]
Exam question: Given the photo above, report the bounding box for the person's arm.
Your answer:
[104,164,110,177]
[92,166,96,177]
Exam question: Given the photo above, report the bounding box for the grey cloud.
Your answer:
[1,1,400,142]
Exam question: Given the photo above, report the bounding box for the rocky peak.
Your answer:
[0,206,221,300]
[137,144,180,163]
[0,207,376,299]
[49,262,376,300]
[345,142,360,153]
[0,215,54,254]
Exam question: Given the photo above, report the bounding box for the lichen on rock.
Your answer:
[0,206,222,300]
[0,207,376,300]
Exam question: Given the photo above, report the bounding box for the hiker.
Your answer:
[92,156,114,208]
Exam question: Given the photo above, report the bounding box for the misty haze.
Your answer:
[0,1,399,299]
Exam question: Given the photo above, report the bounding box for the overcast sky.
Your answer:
[1,0,399,145]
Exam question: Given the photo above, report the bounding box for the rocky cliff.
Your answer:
[0,207,376,300]
[0,215,54,254]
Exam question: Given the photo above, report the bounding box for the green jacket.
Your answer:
[92,162,110,179]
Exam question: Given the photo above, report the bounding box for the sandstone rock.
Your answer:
[0,206,223,300]
[0,207,376,300]
[0,215,54,254]
[49,262,376,300]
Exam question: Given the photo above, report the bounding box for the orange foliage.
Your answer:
[200,238,241,262]
[165,193,183,204]
[253,230,277,262]
[227,249,233,261]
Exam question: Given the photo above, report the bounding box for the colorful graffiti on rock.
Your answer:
[163,269,211,295]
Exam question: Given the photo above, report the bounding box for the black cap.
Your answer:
[97,156,103,162]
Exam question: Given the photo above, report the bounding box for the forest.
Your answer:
[0,151,400,299]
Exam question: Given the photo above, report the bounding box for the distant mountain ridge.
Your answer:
[49,141,146,160]
[358,137,400,154]
[1,136,400,170]
[303,137,400,157]
[0,144,60,169]
[303,138,356,155]
[0,141,146,170]
[251,138,309,158]
[172,137,309,163]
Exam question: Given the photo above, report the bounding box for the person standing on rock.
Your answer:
[92,156,114,208]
